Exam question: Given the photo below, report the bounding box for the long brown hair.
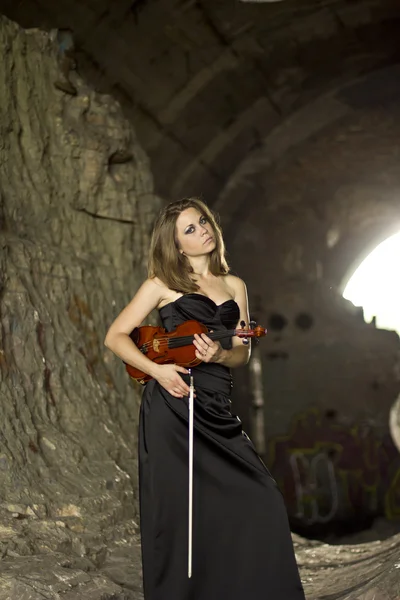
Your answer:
[148,198,229,293]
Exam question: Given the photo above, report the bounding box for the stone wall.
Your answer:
[0,15,160,598]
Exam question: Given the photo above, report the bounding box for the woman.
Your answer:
[104,198,305,600]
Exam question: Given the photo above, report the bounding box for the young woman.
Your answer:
[104,198,305,600]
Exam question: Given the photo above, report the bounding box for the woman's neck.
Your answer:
[188,256,210,277]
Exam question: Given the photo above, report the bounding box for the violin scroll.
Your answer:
[236,322,267,339]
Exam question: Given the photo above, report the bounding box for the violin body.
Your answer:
[125,319,267,385]
[126,320,208,384]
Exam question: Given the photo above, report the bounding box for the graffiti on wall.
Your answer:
[268,407,400,524]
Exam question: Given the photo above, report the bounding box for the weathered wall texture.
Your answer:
[0,15,160,599]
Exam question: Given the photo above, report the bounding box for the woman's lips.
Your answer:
[204,236,213,245]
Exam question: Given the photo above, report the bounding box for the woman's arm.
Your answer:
[216,276,251,367]
[193,276,251,368]
[104,278,191,398]
[104,278,163,377]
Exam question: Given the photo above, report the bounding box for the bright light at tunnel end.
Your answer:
[343,232,400,336]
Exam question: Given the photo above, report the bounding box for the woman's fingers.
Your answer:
[175,378,190,396]
[200,333,213,345]
[193,333,209,354]
[157,364,195,398]
[172,374,195,397]
[171,370,189,393]
[196,348,210,363]
[194,333,207,345]
[169,385,190,398]
[173,366,191,395]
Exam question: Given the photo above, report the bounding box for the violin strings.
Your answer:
[139,329,238,351]
[140,335,213,352]
[168,330,234,349]
[138,327,263,352]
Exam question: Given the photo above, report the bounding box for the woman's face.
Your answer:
[175,207,216,258]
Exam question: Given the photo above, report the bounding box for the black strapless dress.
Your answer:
[138,294,305,600]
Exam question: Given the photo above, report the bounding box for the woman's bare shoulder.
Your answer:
[147,275,167,290]
[146,277,182,307]
[224,274,247,294]
[142,276,170,299]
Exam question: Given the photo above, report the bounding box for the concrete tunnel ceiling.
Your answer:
[218,63,400,289]
[2,0,400,288]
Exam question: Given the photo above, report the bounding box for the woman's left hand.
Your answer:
[193,332,223,363]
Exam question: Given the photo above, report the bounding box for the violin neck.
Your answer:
[168,329,236,349]
[208,330,235,343]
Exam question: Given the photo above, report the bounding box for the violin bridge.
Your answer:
[153,338,161,353]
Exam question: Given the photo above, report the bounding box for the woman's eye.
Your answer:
[200,216,207,224]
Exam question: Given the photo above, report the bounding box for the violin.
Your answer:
[125,319,267,384]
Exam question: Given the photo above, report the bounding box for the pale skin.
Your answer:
[104,207,250,399]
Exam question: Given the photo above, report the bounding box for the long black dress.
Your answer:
[138,294,305,600]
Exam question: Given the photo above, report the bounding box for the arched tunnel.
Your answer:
[1,0,400,598]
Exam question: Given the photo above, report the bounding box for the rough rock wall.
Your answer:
[0,15,160,598]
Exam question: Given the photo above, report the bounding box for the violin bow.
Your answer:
[188,368,194,578]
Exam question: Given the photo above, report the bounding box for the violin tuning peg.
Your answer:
[240,320,249,345]
[249,320,256,329]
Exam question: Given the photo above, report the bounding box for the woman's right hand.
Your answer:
[153,364,192,398]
